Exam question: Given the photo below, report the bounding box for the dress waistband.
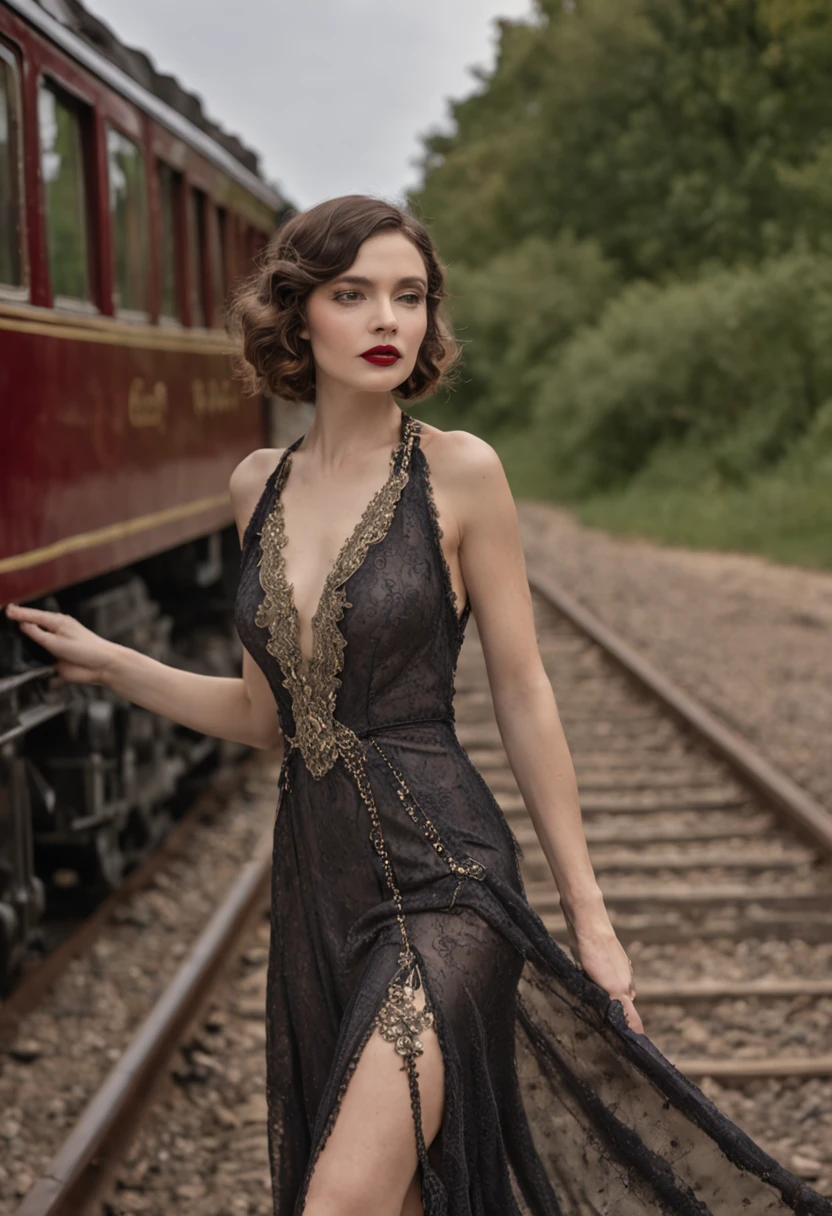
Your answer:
[277,714,456,785]
[354,715,455,739]
[281,714,455,755]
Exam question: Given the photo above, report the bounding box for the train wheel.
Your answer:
[93,822,125,891]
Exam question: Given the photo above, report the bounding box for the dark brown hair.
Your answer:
[226,195,460,403]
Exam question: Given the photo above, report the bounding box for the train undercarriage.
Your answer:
[0,525,247,988]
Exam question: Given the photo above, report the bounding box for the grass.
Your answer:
[494,429,832,573]
[417,397,832,572]
[574,476,832,571]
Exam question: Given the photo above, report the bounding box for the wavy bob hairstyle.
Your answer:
[226,195,461,404]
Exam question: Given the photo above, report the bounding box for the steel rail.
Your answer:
[0,755,256,1036]
[15,826,273,1216]
[520,567,832,1095]
[527,569,832,857]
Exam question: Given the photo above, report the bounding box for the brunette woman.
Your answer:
[6,196,830,1216]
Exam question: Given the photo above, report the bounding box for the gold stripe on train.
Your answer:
[0,493,232,575]
[0,303,236,355]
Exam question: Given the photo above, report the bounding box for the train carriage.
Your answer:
[0,0,297,984]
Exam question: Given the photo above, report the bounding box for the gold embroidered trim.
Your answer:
[254,412,421,780]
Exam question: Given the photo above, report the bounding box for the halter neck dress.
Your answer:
[234,409,831,1215]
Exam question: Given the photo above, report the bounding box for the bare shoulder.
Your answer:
[413,421,510,500]
[228,447,285,541]
[411,421,514,544]
[229,447,284,500]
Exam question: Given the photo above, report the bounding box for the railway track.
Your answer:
[0,758,254,1035]
[1,755,279,1215]
[10,568,832,1212]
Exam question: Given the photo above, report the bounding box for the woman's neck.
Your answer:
[299,386,403,468]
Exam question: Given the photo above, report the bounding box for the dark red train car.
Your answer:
[0,0,296,983]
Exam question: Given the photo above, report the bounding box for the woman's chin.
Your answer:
[332,368,411,394]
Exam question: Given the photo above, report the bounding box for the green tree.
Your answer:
[529,250,832,495]
[411,0,832,279]
[446,233,618,430]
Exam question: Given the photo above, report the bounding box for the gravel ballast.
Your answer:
[0,753,281,1214]
[518,502,832,811]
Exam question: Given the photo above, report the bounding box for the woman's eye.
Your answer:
[333,290,423,306]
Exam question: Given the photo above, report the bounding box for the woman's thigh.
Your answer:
[301,978,444,1216]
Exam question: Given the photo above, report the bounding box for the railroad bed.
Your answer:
[0,757,280,1215]
[456,589,832,1192]
[5,577,831,1213]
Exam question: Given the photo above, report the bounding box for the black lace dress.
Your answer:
[234,410,831,1215]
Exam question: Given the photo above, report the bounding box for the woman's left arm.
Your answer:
[438,431,642,1033]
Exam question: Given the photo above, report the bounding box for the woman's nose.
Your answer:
[373,302,398,331]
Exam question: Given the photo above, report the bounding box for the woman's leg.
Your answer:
[301,980,444,1216]
[399,1170,424,1216]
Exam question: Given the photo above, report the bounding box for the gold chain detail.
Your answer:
[333,721,414,959]
[333,721,435,1071]
[254,413,420,780]
[370,738,488,883]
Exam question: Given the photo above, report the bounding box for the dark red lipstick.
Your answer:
[360,345,401,366]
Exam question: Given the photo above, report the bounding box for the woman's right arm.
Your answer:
[101,637,283,750]
[3,451,284,752]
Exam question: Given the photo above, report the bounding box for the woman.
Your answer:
[6,195,829,1216]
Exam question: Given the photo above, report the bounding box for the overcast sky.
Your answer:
[83,0,535,210]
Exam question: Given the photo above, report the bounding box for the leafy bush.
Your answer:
[445,233,619,431]
[530,250,832,496]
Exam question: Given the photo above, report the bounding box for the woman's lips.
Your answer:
[360,346,401,366]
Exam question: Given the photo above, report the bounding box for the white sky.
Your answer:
[83,0,536,209]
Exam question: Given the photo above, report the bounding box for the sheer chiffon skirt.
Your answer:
[262,723,830,1216]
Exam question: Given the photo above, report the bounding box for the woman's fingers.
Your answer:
[618,993,644,1034]
[5,604,109,683]
[16,619,73,657]
[5,604,66,631]
[17,619,59,639]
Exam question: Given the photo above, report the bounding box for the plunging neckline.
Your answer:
[273,410,414,681]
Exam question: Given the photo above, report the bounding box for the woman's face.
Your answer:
[300,231,429,394]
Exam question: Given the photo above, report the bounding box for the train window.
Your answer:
[208,203,227,327]
[37,81,93,305]
[187,185,206,327]
[0,43,25,291]
[157,160,181,321]
[243,223,264,270]
[234,216,252,280]
[240,223,252,268]
[106,125,149,315]
[251,226,269,263]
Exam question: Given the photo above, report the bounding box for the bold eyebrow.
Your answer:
[332,274,428,290]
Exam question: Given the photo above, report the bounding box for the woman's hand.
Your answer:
[4,603,118,687]
[563,904,644,1034]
